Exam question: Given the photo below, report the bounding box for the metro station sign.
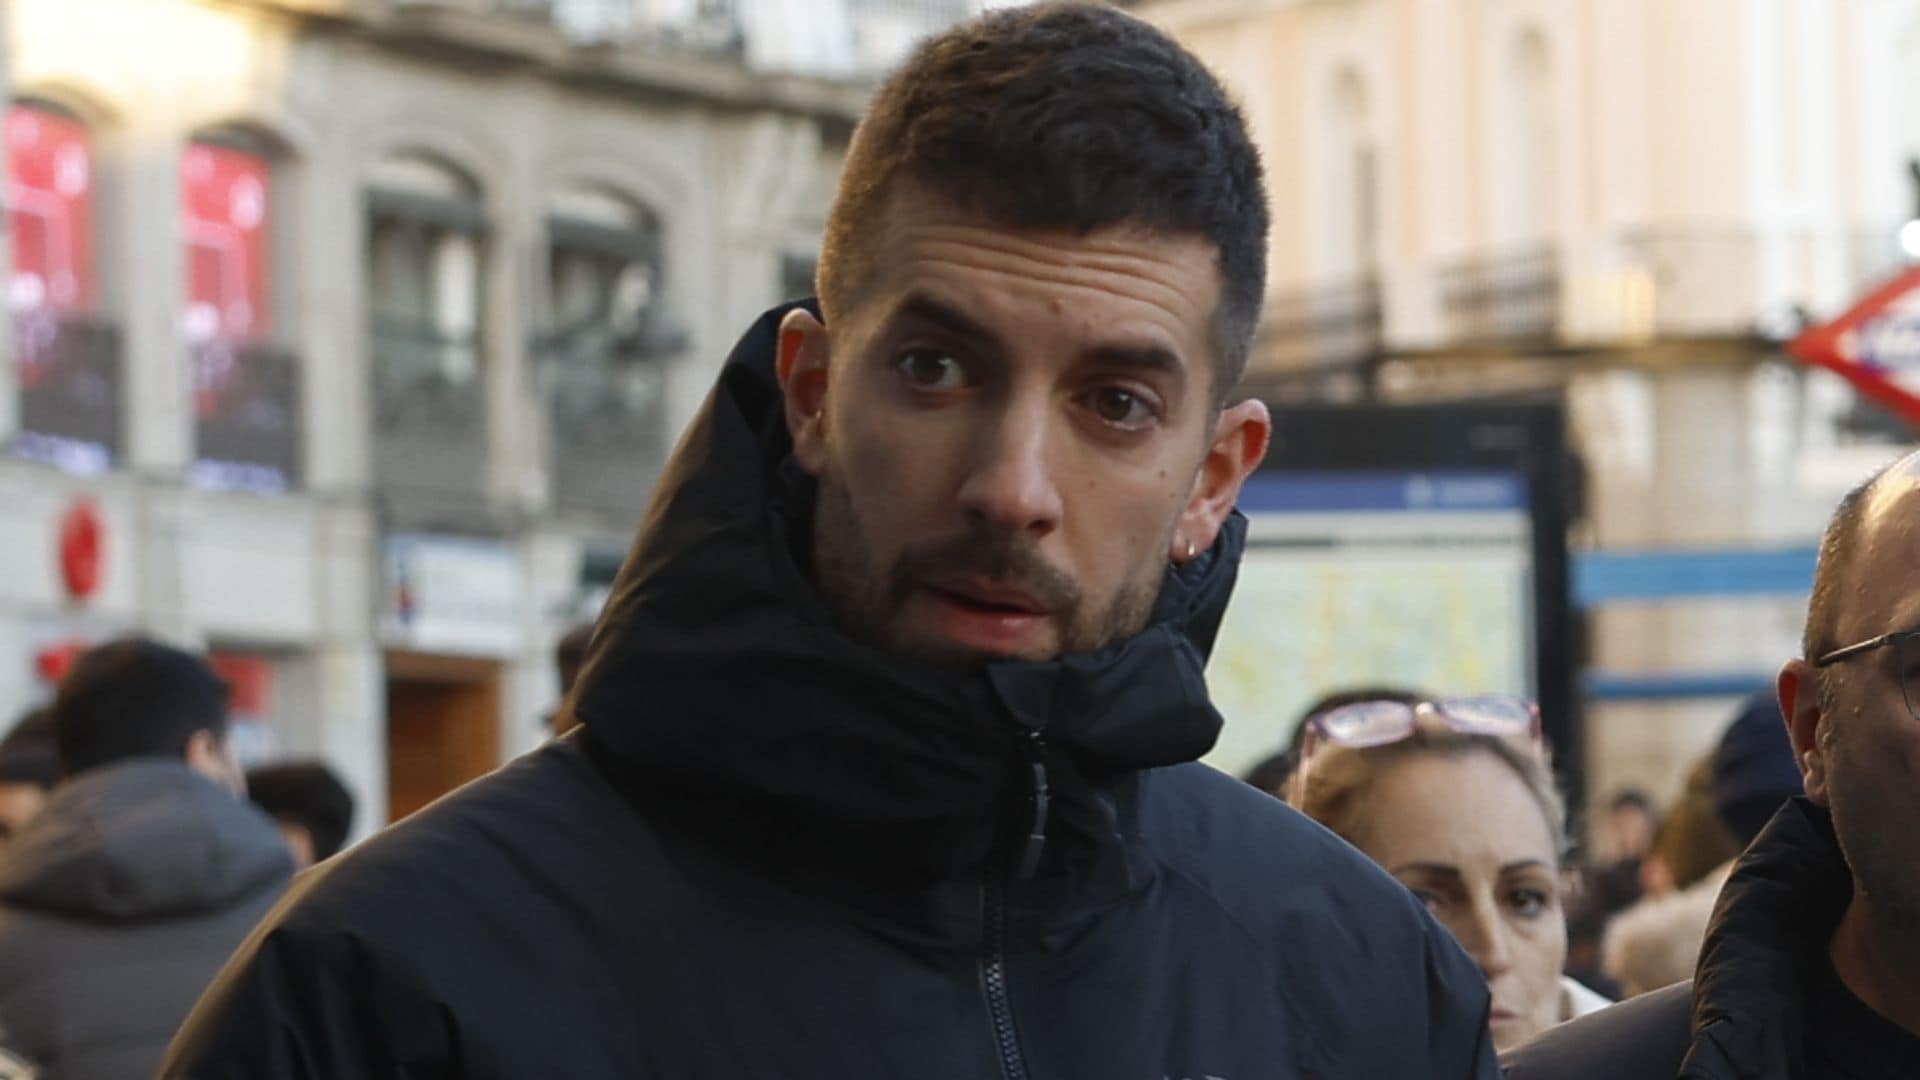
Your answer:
[1787,266,1920,428]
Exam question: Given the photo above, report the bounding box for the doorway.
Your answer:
[384,650,502,822]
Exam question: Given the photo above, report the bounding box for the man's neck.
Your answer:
[1830,892,1920,1036]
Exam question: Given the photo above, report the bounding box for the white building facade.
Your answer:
[1143,0,1920,815]
[0,0,977,835]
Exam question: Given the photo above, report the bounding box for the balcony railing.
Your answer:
[1256,275,1384,371]
[393,0,981,77]
[370,318,489,519]
[547,358,668,524]
[191,341,303,493]
[1438,244,1561,345]
[12,311,124,473]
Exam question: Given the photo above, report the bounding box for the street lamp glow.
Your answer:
[1900,219,1920,260]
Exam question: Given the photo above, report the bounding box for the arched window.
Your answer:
[365,152,488,509]
[1322,67,1376,278]
[7,97,120,471]
[540,184,676,521]
[183,126,298,493]
[1496,29,1554,243]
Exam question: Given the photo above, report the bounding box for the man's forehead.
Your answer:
[1851,451,1920,628]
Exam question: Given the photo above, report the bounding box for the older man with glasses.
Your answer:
[1505,453,1920,1078]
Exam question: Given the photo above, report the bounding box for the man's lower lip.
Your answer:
[922,589,1052,652]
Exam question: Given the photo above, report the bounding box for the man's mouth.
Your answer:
[925,579,1050,616]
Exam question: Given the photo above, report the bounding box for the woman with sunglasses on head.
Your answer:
[1281,695,1610,1053]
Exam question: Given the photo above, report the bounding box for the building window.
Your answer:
[1496,29,1554,244]
[538,185,677,523]
[1322,67,1377,279]
[183,132,300,493]
[6,99,122,472]
[365,153,489,519]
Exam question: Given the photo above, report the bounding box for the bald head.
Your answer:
[1805,452,1920,664]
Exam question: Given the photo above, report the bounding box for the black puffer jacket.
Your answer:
[165,304,1498,1079]
[1503,797,1858,1079]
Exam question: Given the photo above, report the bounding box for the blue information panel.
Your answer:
[1205,468,1539,777]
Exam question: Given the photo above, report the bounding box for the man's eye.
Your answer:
[895,349,967,391]
[1088,387,1155,428]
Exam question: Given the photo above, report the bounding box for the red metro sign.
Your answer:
[1787,266,1920,428]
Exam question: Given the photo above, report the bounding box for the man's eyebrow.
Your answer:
[1084,342,1183,378]
[893,292,1002,350]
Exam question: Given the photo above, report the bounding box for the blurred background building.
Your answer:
[6,0,1920,847]
[0,0,1006,836]
[1139,0,1920,819]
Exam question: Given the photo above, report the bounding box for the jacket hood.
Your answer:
[1681,797,1852,1077]
[0,758,292,922]
[572,302,1245,880]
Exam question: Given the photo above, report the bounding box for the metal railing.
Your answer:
[1256,274,1384,370]
[191,340,304,492]
[1437,243,1560,345]
[547,357,668,524]
[370,318,489,511]
[12,311,124,470]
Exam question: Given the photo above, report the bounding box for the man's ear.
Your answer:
[777,308,832,476]
[1779,659,1831,806]
[1171,399,1272,562]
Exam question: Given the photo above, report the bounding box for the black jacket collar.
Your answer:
[571,303,1243,883]
[1683,797,1853,1077]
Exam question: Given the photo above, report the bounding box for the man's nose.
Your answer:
[955,405,1064,539]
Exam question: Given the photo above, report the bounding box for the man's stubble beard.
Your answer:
[809,469,1166,667]
[1828,725,1920,940]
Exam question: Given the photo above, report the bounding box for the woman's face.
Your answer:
[1354,750,1567,1053]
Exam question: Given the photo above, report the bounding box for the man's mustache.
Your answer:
[890,527,1080,613]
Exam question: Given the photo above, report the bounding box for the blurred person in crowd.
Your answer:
[1599,690,1803,998]
[1506,454,1920,1077]
[1240,685,1423,794]
[0,710,57,850]
[1602,788,1658,864]
[247,760,356,870]
[0,638,291,1080]
[1635,757,1743,901]
[163,6,1499,1077]
[546,621,594,736]
[1287,695,1609,1052]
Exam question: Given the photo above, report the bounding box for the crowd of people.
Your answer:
[0,3,1915,1076]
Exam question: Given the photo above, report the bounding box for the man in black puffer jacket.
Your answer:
[164,6,1497,1077]
[1505,454,1920,1078]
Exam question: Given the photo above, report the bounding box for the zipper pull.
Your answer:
[1015,730,1049,881]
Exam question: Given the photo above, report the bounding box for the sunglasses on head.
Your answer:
[1292,695,1541,799]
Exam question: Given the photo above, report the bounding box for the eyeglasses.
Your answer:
[1814,626,1920,720]
[1291,695,1541,802]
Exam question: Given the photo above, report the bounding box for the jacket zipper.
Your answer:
[980,730,1050,1080]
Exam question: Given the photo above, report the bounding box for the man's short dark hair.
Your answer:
[1608,788,1654,816]
[247,761,355,862]
[52,638,229,777]
[818,2,1268,400]
[0,708,58,789]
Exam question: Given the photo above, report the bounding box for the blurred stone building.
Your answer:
[0,0,983,835]
[1142,0,1920,817]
